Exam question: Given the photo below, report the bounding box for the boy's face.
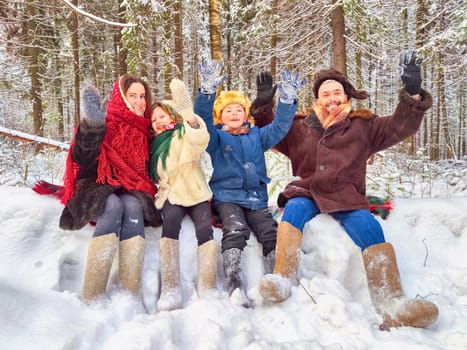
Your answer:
[317,80,349,113]
[151,106,172,133]
[221,103,247,128]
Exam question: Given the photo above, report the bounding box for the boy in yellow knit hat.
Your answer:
[194,59,305,305]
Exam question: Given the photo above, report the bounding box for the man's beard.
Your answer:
[325,100,342,112]
[325,100,342,108]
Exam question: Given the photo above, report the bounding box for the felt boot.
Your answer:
[222,248,243,296]
[81,233,118,301]
[157,237,182,311]
[197,240,219,297]
[263,249,276,275]
[119,235,146,296]
[258,222,302,303]
[363,242,439,330]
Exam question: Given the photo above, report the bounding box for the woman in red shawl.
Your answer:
[60,74,161,301]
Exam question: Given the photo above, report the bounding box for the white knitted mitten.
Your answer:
[168,78,195,121]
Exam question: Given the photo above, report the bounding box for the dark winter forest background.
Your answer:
[0,0,465,194]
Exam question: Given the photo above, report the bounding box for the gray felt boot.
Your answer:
[263,249,276,275]
[222,248,243,296]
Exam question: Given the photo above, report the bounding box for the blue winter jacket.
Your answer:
[194,91,298,210]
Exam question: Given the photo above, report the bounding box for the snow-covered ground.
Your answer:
[1,184,466,350]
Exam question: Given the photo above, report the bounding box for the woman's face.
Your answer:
[151,106,173,133]
[221,103,247,128]
[125,82,147,116]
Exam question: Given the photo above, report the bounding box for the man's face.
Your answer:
[317,80,349,113]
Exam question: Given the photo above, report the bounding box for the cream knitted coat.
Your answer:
[154,115,212,209]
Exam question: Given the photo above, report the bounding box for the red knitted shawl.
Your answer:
[61,77,157,204]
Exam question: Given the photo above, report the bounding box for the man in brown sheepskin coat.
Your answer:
[251,50,439,330]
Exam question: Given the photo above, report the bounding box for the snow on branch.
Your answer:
[59,0,135,28]
[0,126,69,151]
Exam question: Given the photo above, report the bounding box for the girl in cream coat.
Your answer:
[149,79,218,311]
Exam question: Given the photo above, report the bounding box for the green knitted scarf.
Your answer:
[149,123,185,182]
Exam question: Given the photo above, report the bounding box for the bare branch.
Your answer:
[0,126,69,150]
[422,238,428,267]
[59,0,135,28]
[299,281,317,304]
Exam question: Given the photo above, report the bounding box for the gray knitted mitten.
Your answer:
[82,86,106,125]
[198,59,226,95]
[277,70,307,105]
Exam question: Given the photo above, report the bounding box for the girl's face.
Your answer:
[151,106,173,133]
[221,103,247,128]
[317,80,349,113]
[125,82,147,116]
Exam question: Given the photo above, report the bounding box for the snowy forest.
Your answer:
[0,0,464,196]
[1,0,466,160]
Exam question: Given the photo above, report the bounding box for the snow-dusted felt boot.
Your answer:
[157,237,182,311]
[222,248,244,296]
[363,242,439,330]
[197,240,219,297]
[82,233,118,301]
[258,222,302,303]
[119,235,146,296]
[263,249,276,275]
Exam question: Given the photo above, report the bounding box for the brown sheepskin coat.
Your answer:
[251,89,433,213]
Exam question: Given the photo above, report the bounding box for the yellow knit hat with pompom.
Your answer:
[212,90,251,125]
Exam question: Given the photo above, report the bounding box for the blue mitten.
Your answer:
[278,70,307,104]
[399,49,423,95]
[82,86,106,124]
[198,59,226,94]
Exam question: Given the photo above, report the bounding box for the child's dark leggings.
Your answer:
[215,202,277,257]
[161,201,213,246]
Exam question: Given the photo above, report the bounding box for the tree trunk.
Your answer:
[410,0,430,156]
[151,29,160,97]
[117,0,128,75]
[331,0,346,75]
[354,12,363,110]
[225,0,232,89]
[416,0,430,48]
[173,1,183,78]
[71,0,80,127]
[26,0,43,152]
[209,0,222,62]
[55,58,65,141]
[433,62,441,161]
[436,34,452,160]
[459,87,466,157]
[163,7,172,93]
[269,0,279,77]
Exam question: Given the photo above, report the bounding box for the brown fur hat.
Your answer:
[313,69,368,100]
